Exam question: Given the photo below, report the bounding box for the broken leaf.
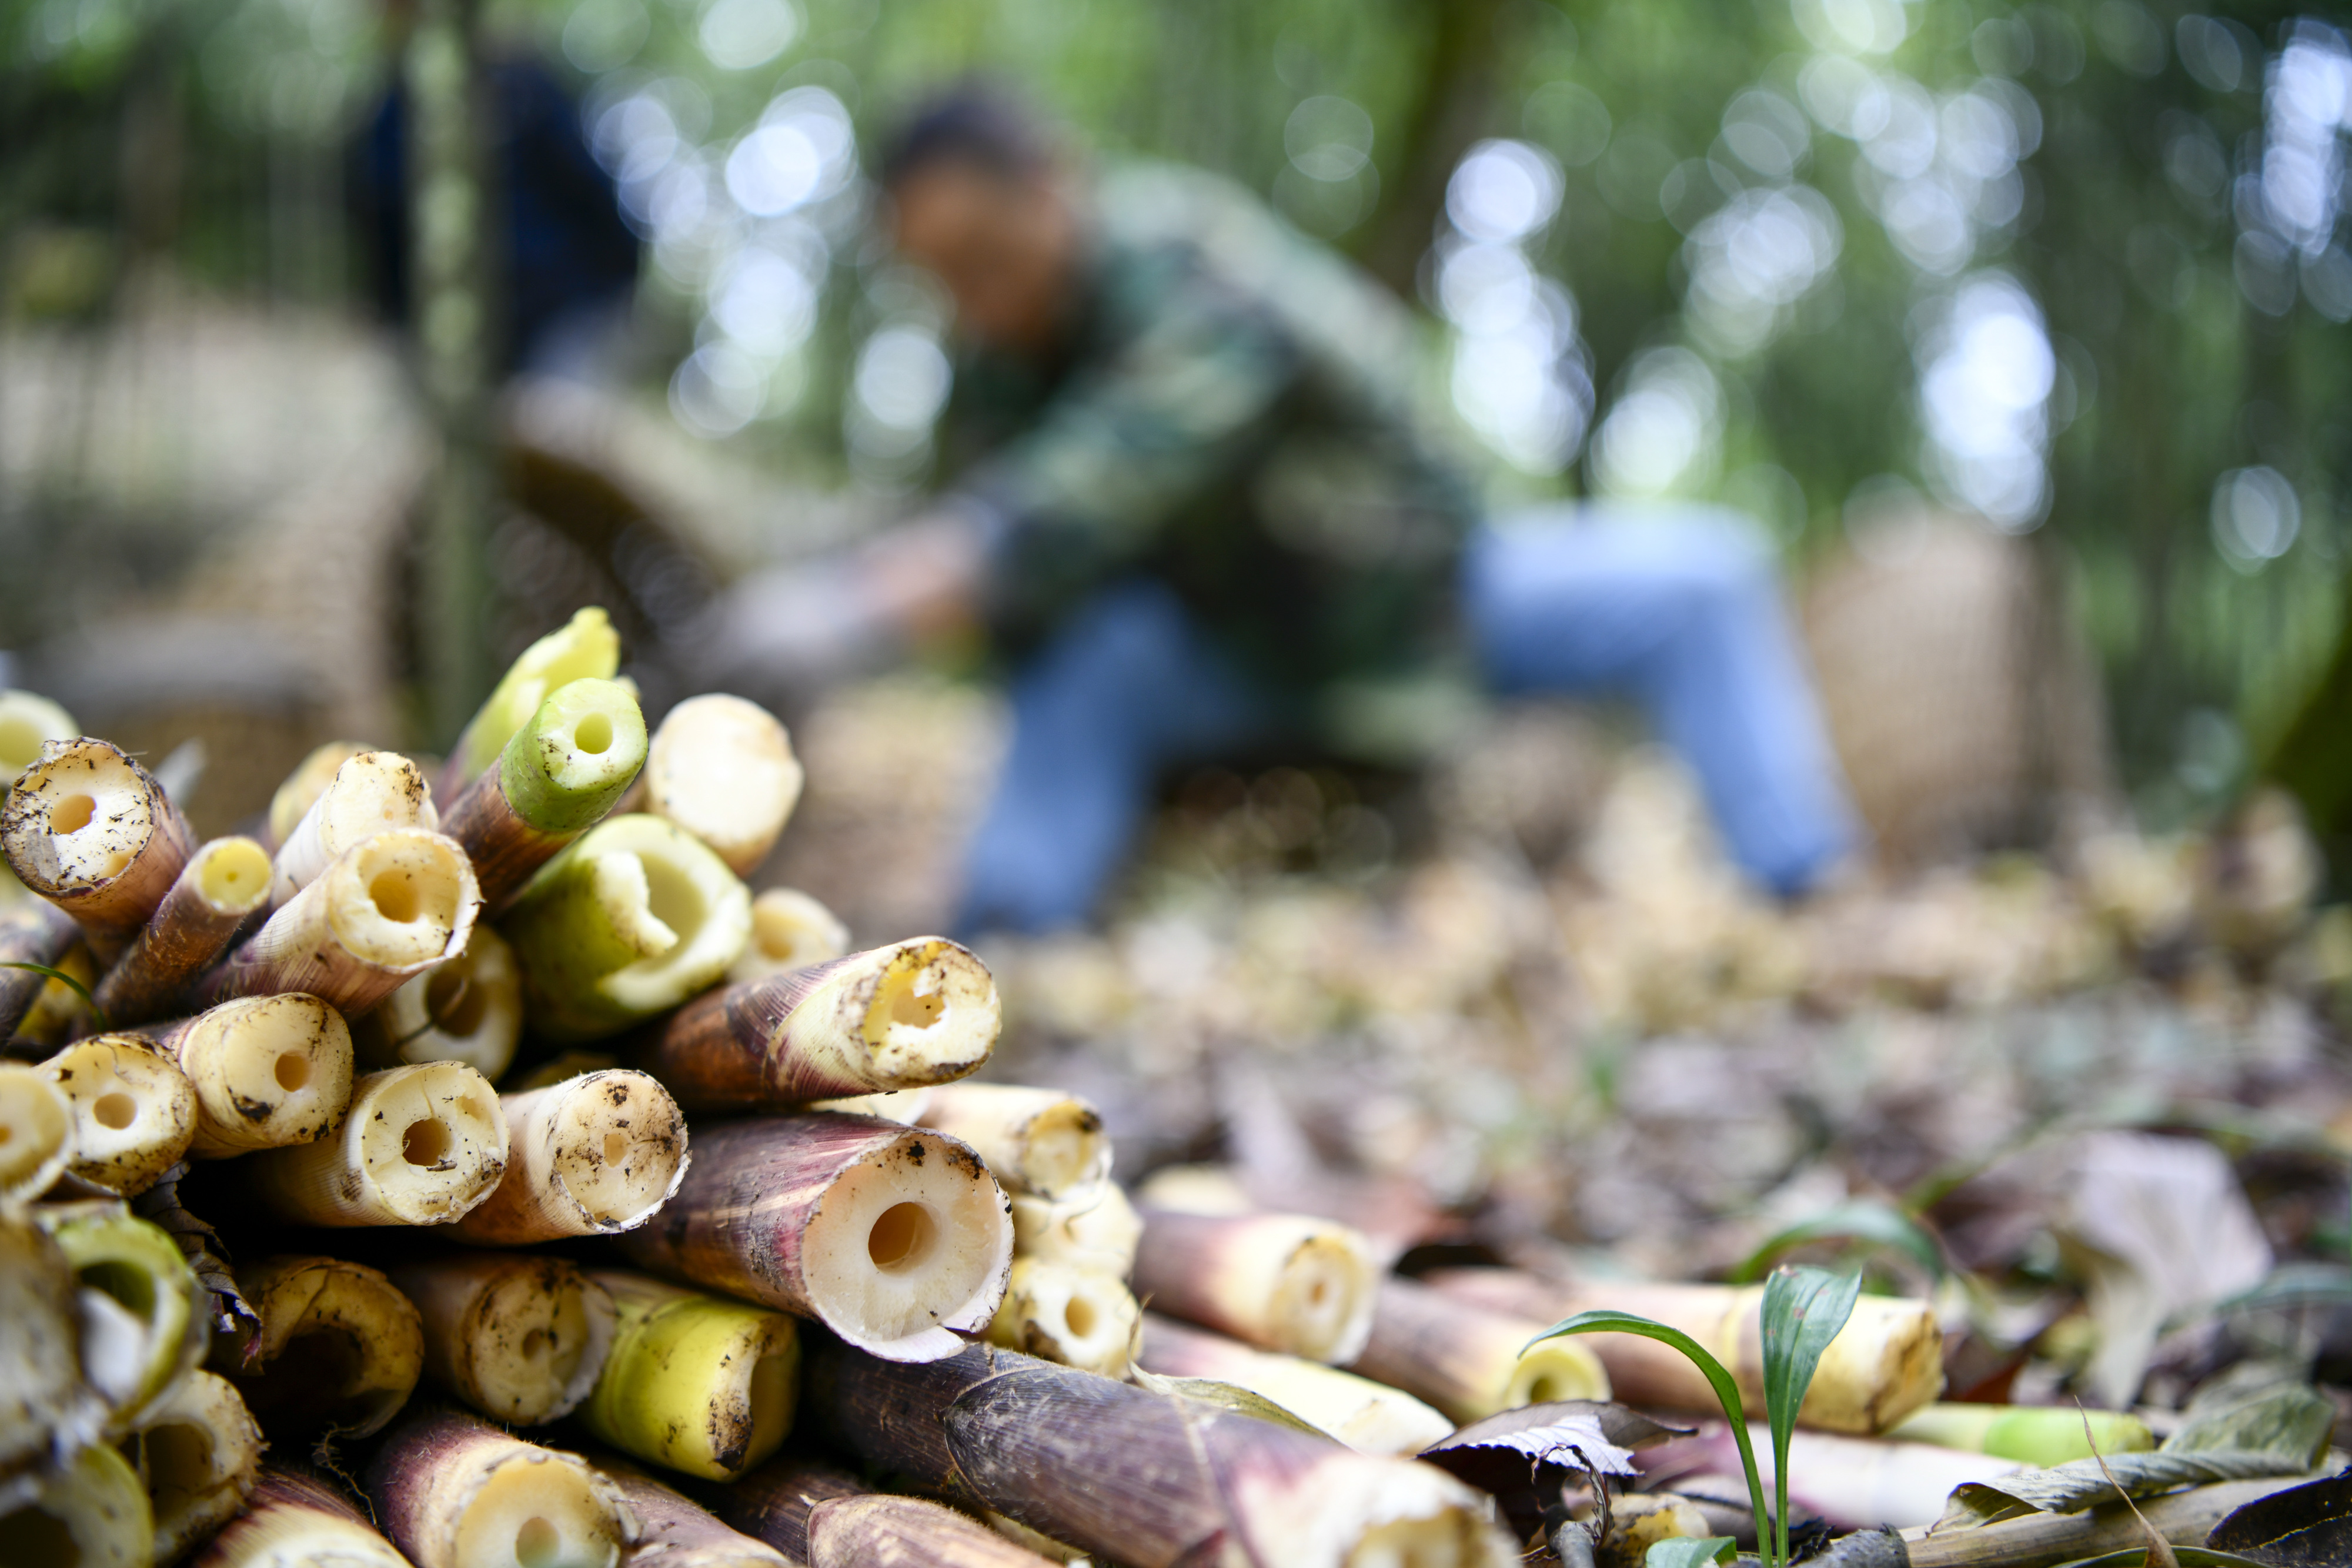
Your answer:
[2204,1469,2352,1567]
[1643,1537,1735,1567]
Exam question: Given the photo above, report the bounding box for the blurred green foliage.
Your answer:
[5,0,2351,827]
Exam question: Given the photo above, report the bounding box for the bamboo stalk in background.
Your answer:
[577,1272,800,1481]
[1666,1421,2024,1531]
[41,1034,198,1194]
[265,741,370,851]
[38,1204,209,1427]
[270,750,439,909]
[2,737,197,961]
[1130,1208,1378,1365]
[190,1465,411,1568]
[637,938,998,1109]
[1009,1185,1142,1283]
[1888,1402,2153,1466]
[363,1406,640,1568]
[613,1113,1014,1362]
[729,888,850,984]
[714,1456,868,1563]
[807,1495,1061,1568]
[125,1369,265,1562]
[353,923,522,1079]
[135,992,355,1157]
[450,1069,687,1245]
[586,1451,792,1568]
[1425,1269,1946,1435]
[224,1256,423,1439]
[442,677,647,911]
[915,1084,1110,1201]
[503,814,751,1042]
[637,694,803,876]
[393,1253,617,1426]
[805,1338,1518,1568]
[1137,1312,1454,1457]
[199,828,481,1017]
[1351,1275,1608,1425]
[986,1257,1137,1377]
[440,607,622,800]
[0,1437,153,1568]
[92,836,272,1025]
[0,687,77,785]
[0,1214,96,1489]
[244,1062,507,1226]
[0,1059,77,1202]
[808,1086,932,1121]
[0,897,81,1039]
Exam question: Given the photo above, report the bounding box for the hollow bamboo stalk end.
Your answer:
[1132,1209,1378,1364]
[729,887,849,983]
[248,1061,507,1226]
[394,1252,617,1426]
[450,1069,688,1245]
[228,1255,424,1439]
[643,694,802,875]
[366,1406,639,1568]
[0,1061,76,1202]
[917,1082,1110,1201]
[41,1034,197,1196]
[153,992,356,1157]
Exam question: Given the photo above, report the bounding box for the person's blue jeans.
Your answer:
[954,505,1858,934]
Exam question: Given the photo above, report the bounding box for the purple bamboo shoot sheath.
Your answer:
[636,939,998,1110]
[586,1452,792,1568]
[363,1406,639,1568]
[807,1495,1059,1568]
[0,897,81,1039]
[198,828,480,1017]
[613,1112,1011,1362]
[93,836,272,1025]
[804,1338,1518,1568]
[1130,1208,1378,1365]
[717,1456,868,1563]
[2,737,197,962]
[188,1465,410,1568]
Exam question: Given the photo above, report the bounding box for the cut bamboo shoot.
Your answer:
[807,1495,1060,1567]
[1137,1313,1454,1457]
[1886,1402,2153,1466]
[244,1062,508,1226]
[1130,1208,1377,1365]
[443,678,647,911]
[0,1436,152,1568]
[41,1034,199,1195]
[226,1255,424,1439]
[985,1257,1137,1377]
[914,1084,1109,1201]
[189,1464,411,1568]
[0,1215,92,1489]
[612,1112,1013,1362]
[393,1254,618,1426]
[0,897,83,1039]
[125,1369,265,1562]
[93,835,273,1024]
[355,924,523,1081]
[266,741,372,850]
[805,1338,1518,1568]
[1424,1270,1944,1435]
[39,1203,209,1428]
[137,992,355,1157]
[637,938,997,1109]
[587,1453,791,1568]
[1009,1186,1141,1280]
[577,1272,800,1481]
[639,695,803,876]
[502,814,751,1042]
[713,1457,867,1563]
[0,1059,77,1203]
[1351,1276,1608,1425]
[442,606,623,799]
[1892,1475,2318,1568]
[366,1406,640,1568]
[2,737,197,960]
[450,1071,688,1245]
[272,751,440,909]
[200,828,482,1017]
[729,888,850,983]
[0,687,76,787]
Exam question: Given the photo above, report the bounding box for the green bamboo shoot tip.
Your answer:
[450,607,622,788]
[38,1205,208,1429]
[501,678,647,836]
[0,689,78,788]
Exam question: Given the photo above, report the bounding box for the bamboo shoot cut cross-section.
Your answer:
[577,1273,799,1482]
[355,924,523,1081]
[0,687,76,787]
[225,1256,423,1440]
[189,1464,411,1568]
[245,1062,508,1226]
[639,694,803,876]
[443,678,647,912]
[806,1495,1061,1568]
[1350,1276,1608,1426]
[139,992,355,1158]
[0,1060,76,1203]
[265,741,372,850]
[270,751,440,910]
[364,1406,639,1568]
[395,1254,617,1426]
[94,835,273,1025]
[729,888,850,983]
[613,1113,1013,1363]
[2,737,196,961]
[0,1436,153,1568]
[42,1034,198,1195]
[451,1071,689,1245]
[202,828,482,1017]
[986,1258,1138,1378]
[1131,1208,1378,1365]
[125,1369,265,1563]
[639,938,998,1109]
[39,1204,209,1428]
[1009,1185,1142,1279]
[916,1083,1110,1201]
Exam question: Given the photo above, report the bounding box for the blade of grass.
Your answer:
[2079,1399,2179,1568]
[1530,1310,1771,1562]
[0,959,106,1034]
[1730,1201,1946,1284]
[1762,1267,1861,1566]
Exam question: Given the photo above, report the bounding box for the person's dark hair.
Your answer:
[877,80,1053,189]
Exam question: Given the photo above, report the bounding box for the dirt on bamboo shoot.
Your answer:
[393,1253,617,1426]
[363,1406,640,1568]
[577,1272,800,1482]
[136,992,355,1158]
[223,1255,423,1439]
[2,737,197,961]
[450,1070,687,1245]
[93,835,273,1025]
[243,1061,507,1227]
[42,1034,199,1195]
[914,1083,1109,1201]
[1130,1208,1378,1365]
